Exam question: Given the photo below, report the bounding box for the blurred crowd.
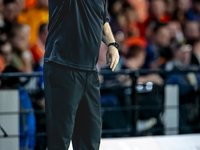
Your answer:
[101,0,200,74]
[0,0,48,76]
[0,0,200,81]
[96,0,200,89]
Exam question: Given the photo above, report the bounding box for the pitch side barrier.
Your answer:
[0,69,200,139]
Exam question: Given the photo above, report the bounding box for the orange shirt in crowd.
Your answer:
[0,55,5,73]
[25,0,36,8]
[30,39,45,64]
[17,5,49,45]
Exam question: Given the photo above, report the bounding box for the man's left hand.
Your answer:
[106,46,120,71]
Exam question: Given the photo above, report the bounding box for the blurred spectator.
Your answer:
[8,23,33,73]
[121,37,164,86]
[3,0,21,22]
[108,0,124,43]
[15,0,26,12]
[165,0,176,16]
[152,23,171,47]
[111,2,140,38]
[184,21,200,45]
[122,37,147,70]
[108,0,123,17]
[116,13,127,34]
[0,17,13,45]
[17,0,48,45]
[150,0,169,21]
[177,0,191,13]
[0,42,13,66]
[31,23,48,68]
[138,0,170,37]
[165,42,198,94]
[0,0,3,14]
[144,22,171,70]
[119,37,163,133]
[187,0,200,22]
[127,0,149,23]
[124,3,139,37]
[168,21,184,43]
[172,0,191,26]
[165,42,192,71]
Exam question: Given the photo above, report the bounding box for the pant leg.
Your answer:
[72,71,101,150]
[43,61,86,150]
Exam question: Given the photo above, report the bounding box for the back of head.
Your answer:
[8,23,24,39]
[3,0,15,5]
[125,45,145,59]
[153,22,168,33]
[153,22,171,47]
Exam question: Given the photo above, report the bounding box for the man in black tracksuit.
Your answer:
[43,0,120,149]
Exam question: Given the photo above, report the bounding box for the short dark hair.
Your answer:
[125,45,144,59]
[193,0,200,3]
[8,23,24,39]
[3,0,16,5]
[1,65,20,89]
[39,23,47,35]
[153,22,168,33]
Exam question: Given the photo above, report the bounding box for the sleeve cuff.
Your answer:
[104,17,110,24]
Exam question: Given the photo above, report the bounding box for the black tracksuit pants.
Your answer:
[43,61,101,150]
